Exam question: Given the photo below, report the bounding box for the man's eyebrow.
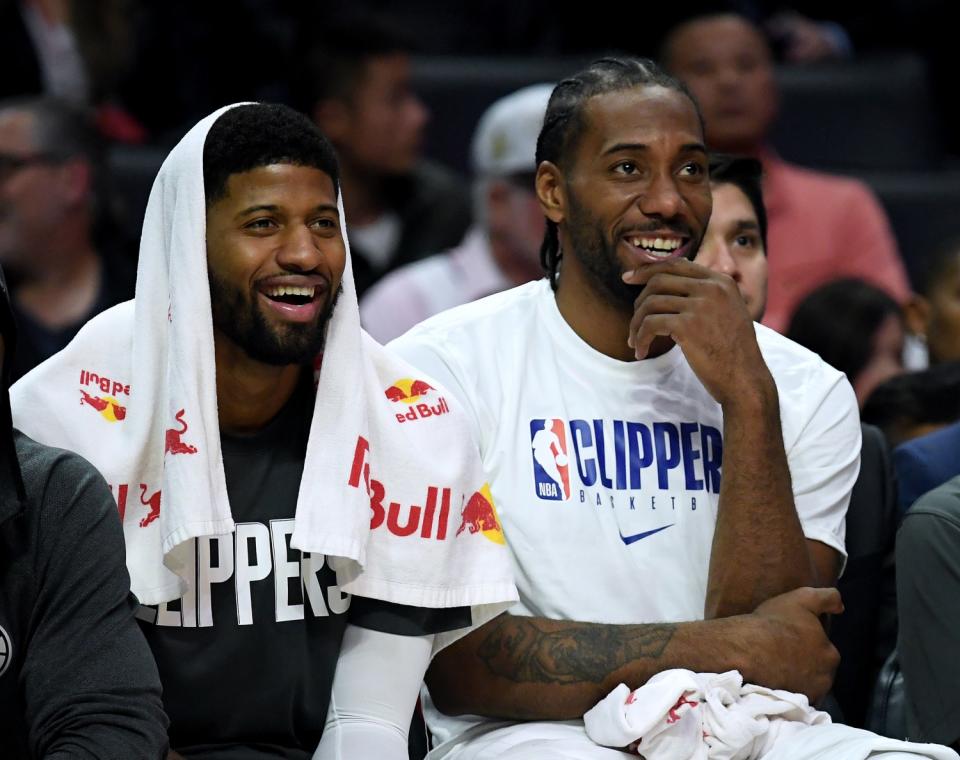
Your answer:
[234,203,340,218]
[602,142,649,156]
[235,204,278,218]
[733,220,761,232]
[601,142,707,157]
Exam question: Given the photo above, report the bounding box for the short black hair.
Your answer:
[786,278,903,384]
[535,57,703,289]
[296,12,416,111]
[202,103,340,207]
[862,361,960,443]
[709,153,767,253]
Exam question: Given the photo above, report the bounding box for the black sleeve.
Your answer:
[896,486,960,747]
[21,450,169,759]
[349,597,472,637]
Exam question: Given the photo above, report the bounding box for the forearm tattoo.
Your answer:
[477,616,677,684]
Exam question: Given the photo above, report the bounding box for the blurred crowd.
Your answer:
[2,0,960,752]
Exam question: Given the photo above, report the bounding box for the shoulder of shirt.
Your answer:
[775,159,879,203]
[12,430,110,519]
[394,280,547,348]
[754,321,847,387]
[902,476,960,530]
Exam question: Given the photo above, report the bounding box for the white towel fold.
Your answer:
[9,104,517,644]
[584,670,956,759]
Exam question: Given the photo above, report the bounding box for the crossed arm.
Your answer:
[429,263,849,721]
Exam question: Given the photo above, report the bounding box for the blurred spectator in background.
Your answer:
[695,154,768,321]
[0,263,169,758]
[896,472,960,752]
[0,97,134,380]
[786,279,906,407]
[894,418,960,521]
[861,362,960,449]
[903,235,960,370]
[361,84,550,343]
[0,0,144,143]
[299,12,471,297]
[662,12,911,333]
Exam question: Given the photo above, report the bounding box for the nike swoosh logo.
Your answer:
[619,524,674,545]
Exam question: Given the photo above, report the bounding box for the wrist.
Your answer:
[729,613,771,682]
[719,371,778,417]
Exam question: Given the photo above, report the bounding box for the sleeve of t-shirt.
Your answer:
[896,484,960,746]
[23,451,169,760]
[786,371,861,562]
[349,597,472,636]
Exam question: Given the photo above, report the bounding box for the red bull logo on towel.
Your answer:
[165,409,198,455]
[383,378,450,423]
[79,369,130,423]
[109,483,162,528]
[456,483,505,545]
[348,436,452,540]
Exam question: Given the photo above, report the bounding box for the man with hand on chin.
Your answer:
[389,58,875,759]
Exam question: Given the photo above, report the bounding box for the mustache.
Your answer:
[616,221,694,238]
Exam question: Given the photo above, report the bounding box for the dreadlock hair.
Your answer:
[535,57,703,289]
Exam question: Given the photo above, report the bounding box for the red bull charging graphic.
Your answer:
[78,369,129,422]
[455,483,505,545]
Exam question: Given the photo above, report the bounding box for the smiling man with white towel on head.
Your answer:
[9,103,517,759]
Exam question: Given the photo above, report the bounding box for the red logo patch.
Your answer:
[165,409,198,455]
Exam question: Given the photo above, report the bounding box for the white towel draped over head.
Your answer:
[10,103,516,642]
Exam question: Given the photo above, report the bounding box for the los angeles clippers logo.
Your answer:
[530,418,571,501]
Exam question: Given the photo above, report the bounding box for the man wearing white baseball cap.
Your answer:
[360,84,552,343]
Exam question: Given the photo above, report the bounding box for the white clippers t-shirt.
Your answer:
[389,279,861,748]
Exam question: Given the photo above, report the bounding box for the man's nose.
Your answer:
[638,173,682,220]
[276,224,322,270]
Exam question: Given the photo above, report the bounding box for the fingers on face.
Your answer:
[630,312,689,357]
[623,258,712,284]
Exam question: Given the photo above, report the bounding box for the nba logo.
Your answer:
[530,419,571,501]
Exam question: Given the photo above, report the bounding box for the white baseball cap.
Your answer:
[471,83,554,178]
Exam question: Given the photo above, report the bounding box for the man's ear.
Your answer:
[536,161,565,225]
[312,98,351,142]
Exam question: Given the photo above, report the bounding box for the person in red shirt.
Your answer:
[662,12,911,333]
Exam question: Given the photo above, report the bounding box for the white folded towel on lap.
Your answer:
[585,670,957,759]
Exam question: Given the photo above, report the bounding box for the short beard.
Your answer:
[208,269,341,366]
[564,185,700,312]
[565,190,643,312]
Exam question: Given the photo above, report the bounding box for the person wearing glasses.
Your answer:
[0,96,135,380]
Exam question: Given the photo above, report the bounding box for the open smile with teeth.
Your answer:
[628,236,684,257]
[262,284,318,306]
